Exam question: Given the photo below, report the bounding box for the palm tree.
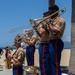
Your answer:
[68,0,75,75]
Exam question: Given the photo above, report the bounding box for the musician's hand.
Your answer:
[8,53,12,58]
[23,39,27,43]
[33,26,37,30]
[24,38,30,43]
[30,40,33,44]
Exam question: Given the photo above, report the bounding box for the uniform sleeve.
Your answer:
[17,51,23,61]
[54,19,65,32]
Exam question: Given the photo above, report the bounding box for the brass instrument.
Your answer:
[9,24,32,33]
[9,7,66,33]
[4,46,13,69]
[30,18,42,24]
[30,7,66,26]
[13,32,32,45]
[24,66,39,75]
[23,29,33,43]
[4,58,11,69]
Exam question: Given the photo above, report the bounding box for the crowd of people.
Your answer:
[0,4,66,75]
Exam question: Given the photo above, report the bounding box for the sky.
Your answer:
[0,0,71,47]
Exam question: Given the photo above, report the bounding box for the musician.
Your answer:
[33,12,50,75]
[24,30,36,66]
[5,46,12,58]
[4,46,12,69]
[47,5,66,75]
[8,35,25,75]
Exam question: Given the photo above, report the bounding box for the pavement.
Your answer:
[0,65,68,75]
[0,65,12,75]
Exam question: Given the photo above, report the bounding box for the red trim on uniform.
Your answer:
[32,46,34,65]
[16,67,18,75]
[42,44,46,75]
[55,40,59,75]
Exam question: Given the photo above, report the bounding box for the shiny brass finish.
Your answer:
[4,58,11,69]
[9,7,66,33]
[30,7,66,26]
[4,46,13,69]
[24,66,38,75]
[30,18,42,24]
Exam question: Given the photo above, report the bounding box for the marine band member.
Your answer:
[47,5,66,75]
[24,30,36,66]
[8,34,25,75]
[33,12,50,75]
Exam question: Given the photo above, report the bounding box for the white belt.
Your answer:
[49,37,60,40]
[40,41,49,43]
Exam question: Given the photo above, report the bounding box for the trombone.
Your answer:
[30,7,66,26]
[9,24,32,33]
[9,7,66,33]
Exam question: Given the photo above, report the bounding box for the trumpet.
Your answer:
[30,7,66,26]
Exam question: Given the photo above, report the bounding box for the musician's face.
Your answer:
[14,41,19,46]
[49,9,56,14]
[43,13,50,17]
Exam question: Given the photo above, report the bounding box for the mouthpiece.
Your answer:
[60,7,66,12]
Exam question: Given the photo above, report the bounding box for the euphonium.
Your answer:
[24,66,38,75]
[30,7,66,26]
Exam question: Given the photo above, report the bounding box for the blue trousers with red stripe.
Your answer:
[48,39,64,75]
[13,66,23,75]
[26,45,35,66]
[39,43,50,75]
